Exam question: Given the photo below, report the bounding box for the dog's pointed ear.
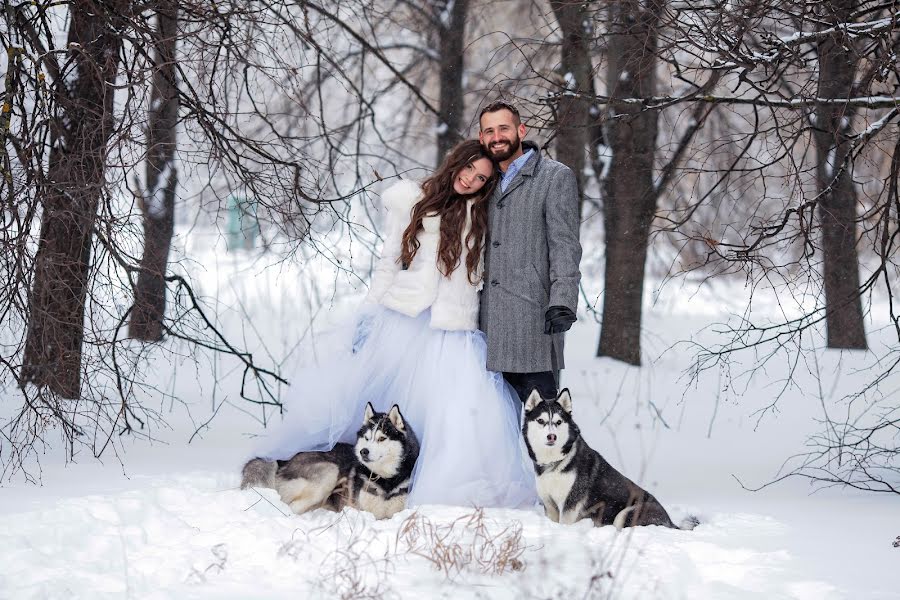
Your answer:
[363,402,376,423]
[556,389,573,413]
[387,404,406,432]
[524,388,543,412]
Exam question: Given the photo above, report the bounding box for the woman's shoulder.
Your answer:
[380,179,422,213]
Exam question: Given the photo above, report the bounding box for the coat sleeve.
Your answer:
[366,213,404,304]
[380,215,441,315]
[545,166,582,311]
[366,180,421,304]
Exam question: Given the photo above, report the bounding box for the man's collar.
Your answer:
[508,146,536,170]
[517,141,540,176]
[500,141,539,173]
[509,148,534,169]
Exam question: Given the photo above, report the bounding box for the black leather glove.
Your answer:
[544,305,576,334]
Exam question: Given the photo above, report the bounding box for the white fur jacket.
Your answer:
[366,179,484,331]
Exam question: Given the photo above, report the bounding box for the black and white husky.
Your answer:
[241,403,419,519]
[523,389,683,529]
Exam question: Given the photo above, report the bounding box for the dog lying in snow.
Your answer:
[241,403,419,519]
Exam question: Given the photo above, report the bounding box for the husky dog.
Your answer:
[523,389,679,529]
[241,403,419,519]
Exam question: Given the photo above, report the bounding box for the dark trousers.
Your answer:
[503,371,558,404]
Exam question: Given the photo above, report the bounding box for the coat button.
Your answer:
[497,202,504,209]
[492,241,500,248]
[490,279,499,286]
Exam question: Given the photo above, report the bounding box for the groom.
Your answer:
[478,100,582,402]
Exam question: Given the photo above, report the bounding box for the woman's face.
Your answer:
[452,157,494,196]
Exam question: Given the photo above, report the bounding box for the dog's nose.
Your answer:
[359,448,369,457]
[547,434,557,443]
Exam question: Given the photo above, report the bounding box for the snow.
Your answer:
[858,107,899,137]
[825,146,836,178]
[1,235,898,599]
[146,163,174,219]
[596,143,613,179]
[439,0,455,28]
[1,449,893,597]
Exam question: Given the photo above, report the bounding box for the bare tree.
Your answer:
[129,1,180,342]
[19,0,130,399]
[3,0,896,494]
[504,0,899,489]
[436,0,470,161]
[548,0,597,200]
[0,0,468,478]
[813,0,867,349]
[596,0,664,366]
[654,1,900,491]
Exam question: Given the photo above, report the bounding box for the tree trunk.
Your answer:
[596,0,662,366]
[435,0,468,163]
[814,0,867,350]
[549,0,594,201]
[129,2,180,342]
[20,1,126,398]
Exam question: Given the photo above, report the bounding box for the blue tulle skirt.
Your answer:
[254,304,538,509]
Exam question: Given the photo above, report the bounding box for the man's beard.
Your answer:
[485,134,521,162]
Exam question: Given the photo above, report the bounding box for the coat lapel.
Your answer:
[499,144,541,200]
[500,172,528,199]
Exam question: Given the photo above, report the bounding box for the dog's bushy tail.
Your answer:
[678,515,701,531]
[240,457,276,489]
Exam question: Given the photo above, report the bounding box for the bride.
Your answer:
[257,139,536,509]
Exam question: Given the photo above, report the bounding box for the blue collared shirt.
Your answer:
[500,149,535,193]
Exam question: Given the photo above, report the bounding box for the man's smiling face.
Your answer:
[479,108,526,163]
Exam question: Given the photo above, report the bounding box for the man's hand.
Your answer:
[544,305,576,334]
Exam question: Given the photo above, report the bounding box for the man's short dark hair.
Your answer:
[479,100,521,126]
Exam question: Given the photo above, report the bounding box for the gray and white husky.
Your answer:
[523,389,684,529]
[241,403,419,519]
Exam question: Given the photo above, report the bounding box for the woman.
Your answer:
[259,140,536,509]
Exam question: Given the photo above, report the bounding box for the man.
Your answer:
[478,100,582,402]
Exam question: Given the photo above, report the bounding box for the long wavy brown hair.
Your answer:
[399,140,498,284]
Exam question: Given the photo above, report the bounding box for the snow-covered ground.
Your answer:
[1,234,897,599]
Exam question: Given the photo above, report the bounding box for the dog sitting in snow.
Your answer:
[522,388,683,529]
[241,403,419,519]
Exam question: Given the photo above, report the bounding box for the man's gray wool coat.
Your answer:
[479,141,582,373]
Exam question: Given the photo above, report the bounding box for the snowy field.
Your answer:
[1,233,898,600]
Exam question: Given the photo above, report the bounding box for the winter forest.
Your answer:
[1,1,899,598]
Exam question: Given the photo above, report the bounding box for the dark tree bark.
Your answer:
[549,0,595,202]
[814,0,867,350]
[20,1,126,398]
[129,2,180,342]
[596,0,662,366]
[435,0,468,163]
